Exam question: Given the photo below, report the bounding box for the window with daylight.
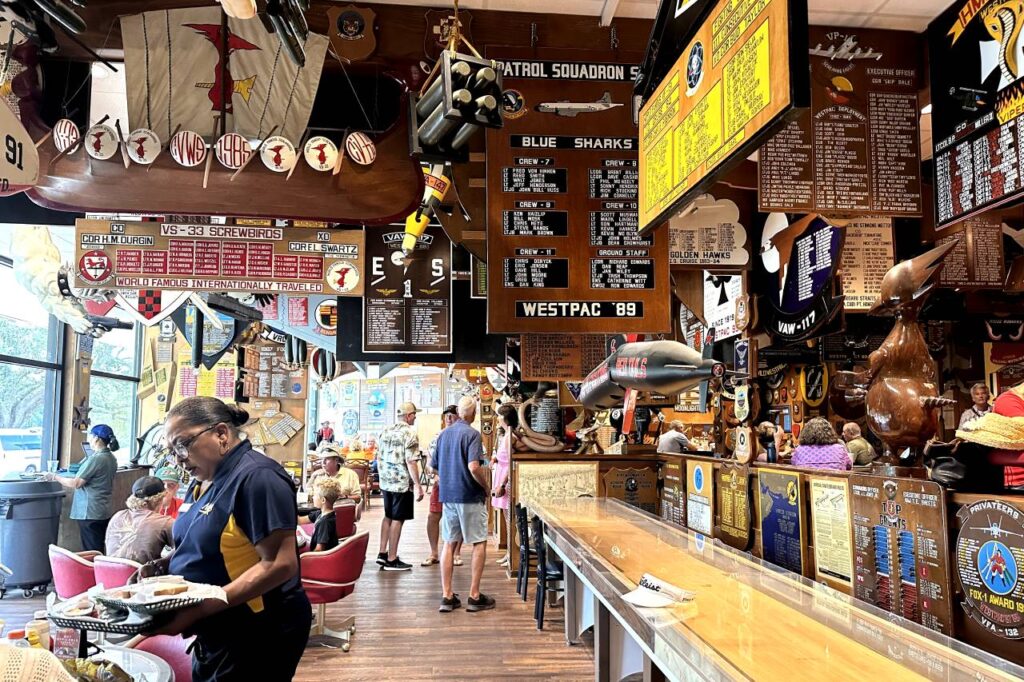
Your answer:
[89,305,142,466]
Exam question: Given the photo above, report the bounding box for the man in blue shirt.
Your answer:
[431,396,495,612]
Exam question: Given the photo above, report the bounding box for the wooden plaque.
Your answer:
[716,463,752,550]
[74,218,364,296]
[936,215,1006,290]
[515,461,599,510]
[849,474,953,635]
[758,27,923,217]
[520,334,608,382]
[808,475,854,593]
[485,46,670,335]
[660,458,686,527]
[602,466,658,515]
[838,218,895,311]
[757,469,807,576]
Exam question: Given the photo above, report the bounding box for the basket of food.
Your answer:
[93,576,215,616]
[48,595,154,636]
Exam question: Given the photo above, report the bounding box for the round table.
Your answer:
[91,645,175,682]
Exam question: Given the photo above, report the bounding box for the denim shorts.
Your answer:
[441,501,488,544]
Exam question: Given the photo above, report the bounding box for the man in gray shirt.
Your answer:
[657,420,693,454]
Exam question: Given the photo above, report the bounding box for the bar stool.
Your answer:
[532,515,564,630]
[514,504,537,601]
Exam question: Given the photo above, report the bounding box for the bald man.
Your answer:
[843,422,877,466]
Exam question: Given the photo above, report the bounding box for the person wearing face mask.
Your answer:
[138,396,310,682]
[47,424,119,552]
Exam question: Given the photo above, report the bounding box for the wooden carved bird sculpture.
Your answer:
[834,241,959,466]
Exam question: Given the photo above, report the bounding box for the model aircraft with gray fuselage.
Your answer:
[579,337,726,411]
[535,91,623,117]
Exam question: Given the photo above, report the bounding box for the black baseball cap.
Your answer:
[442,405,458,416]
[132,476,166,498]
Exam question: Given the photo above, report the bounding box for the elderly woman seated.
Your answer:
[104,476,174,564]
[791,418,853,471]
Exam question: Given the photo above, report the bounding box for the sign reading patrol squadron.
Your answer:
[487,46,670,334]
[75,219,364,295]
[637,0,809,233]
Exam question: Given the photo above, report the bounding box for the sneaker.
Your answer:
[381,558,412,571]
[375,552,388,565]
[467,593,496,612]
[438,594,462,612]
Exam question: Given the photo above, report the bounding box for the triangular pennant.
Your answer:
[115,289,191,326]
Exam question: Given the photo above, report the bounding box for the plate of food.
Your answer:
[48,595,153,635]
[94,576,226,616]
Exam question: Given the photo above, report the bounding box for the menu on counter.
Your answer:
[637,0,807,232]
[808,476,854,592]
[717,463,752,551]
[74,219,365,295]
[759,27,922,216]
[757,469,806,576]
[661,458,686,527]
[686,459,713,536]
[838,218,895,311]
[849,474,953,634]
[936,214,1006,289]
[520,334,608,382]
[929,4,1024,228]
[362,225,452,354]
[603,467,658,514]
[487,47,670,334]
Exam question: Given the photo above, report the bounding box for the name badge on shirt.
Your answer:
[179,502,193,514]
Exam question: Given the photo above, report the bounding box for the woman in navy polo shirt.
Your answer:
[140,397,310,681]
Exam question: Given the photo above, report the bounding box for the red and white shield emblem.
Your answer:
[78,250,112,284]
[114,289,191,326]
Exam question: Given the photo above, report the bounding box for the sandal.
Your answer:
[421,557,439,566]
[453,556,464,566]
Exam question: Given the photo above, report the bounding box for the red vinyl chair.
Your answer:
[127,634,195,682]
[47,545,97,599]
[334,500,357,539]
[93,556,142,589]
[300,530,369,652]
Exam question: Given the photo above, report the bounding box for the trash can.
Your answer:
[0,480,64,597]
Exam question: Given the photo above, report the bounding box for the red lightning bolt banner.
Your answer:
[120,7,327,143]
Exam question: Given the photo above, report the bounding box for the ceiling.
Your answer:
[359,0,954,32]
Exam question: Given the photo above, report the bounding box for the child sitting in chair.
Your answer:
[300,477,341,552]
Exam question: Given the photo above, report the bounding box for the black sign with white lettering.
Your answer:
[510,135,638,151]
[516,300,645,318]
[603,159,638,167]
[503,258,569,288]
[590,167,639,199]
[502,167,568,193]
[499,59,640,81]
[515,200,556,209]
[589,212,647,246]
[503,210,569,237]
[590,259,655,289]
[515,157,555,166]
[515,248,557,256]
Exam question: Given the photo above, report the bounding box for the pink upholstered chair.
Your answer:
[47,545,97,599]
[93,556,142,589]
[334,500,357,539]
[127,634,194,682]
[300,530,369,652]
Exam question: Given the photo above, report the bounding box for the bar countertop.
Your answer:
[534,497,1024,682]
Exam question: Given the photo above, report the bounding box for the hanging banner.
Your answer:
[703,272,742,341]
[360,378,394,432]
[637,0,809,232]
[75,219,364,296]
[362,225,452,354]
[759,27,922,216]
[929,1,1024,228]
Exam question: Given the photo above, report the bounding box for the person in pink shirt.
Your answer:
[791,418,853,471]
[490,403,520,568]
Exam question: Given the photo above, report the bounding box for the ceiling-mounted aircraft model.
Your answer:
[535,91,623,117]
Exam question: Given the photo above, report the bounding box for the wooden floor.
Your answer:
[0,495,595,681]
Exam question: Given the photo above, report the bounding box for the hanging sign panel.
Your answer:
[486,47,670,335]
[929,1,1024,228]
[74,219,364,295]
[758,27,922,216]
[936,214,1006,289]
[838,218,895,311]
[637,0,809,233]
[361,225,452,354]
[520,334,608,382]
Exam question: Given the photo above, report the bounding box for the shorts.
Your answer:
[429,484,442,514]
[442,501,488,545]
[383,489,414,521]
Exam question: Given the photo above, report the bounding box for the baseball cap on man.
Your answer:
[132,475,166,499]
[442,404,458,416]
[396,402,419,417]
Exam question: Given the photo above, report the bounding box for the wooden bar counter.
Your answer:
[534,497,1024,682]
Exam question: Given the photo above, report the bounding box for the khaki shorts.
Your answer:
[441,501,488,544]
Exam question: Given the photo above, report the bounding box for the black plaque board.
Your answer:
[589,258,655,289]
[757,469,807,576]
[503,258,569,288]
[502,167,568,193]
[503,210,569,237]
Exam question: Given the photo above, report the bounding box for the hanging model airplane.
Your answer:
[535,91,623,117]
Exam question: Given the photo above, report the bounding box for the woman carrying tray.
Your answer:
[138,396,310,681]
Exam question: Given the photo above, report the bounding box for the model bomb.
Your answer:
[402,163,451,256]
[579,340,725,411]
[410,50,503,162]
